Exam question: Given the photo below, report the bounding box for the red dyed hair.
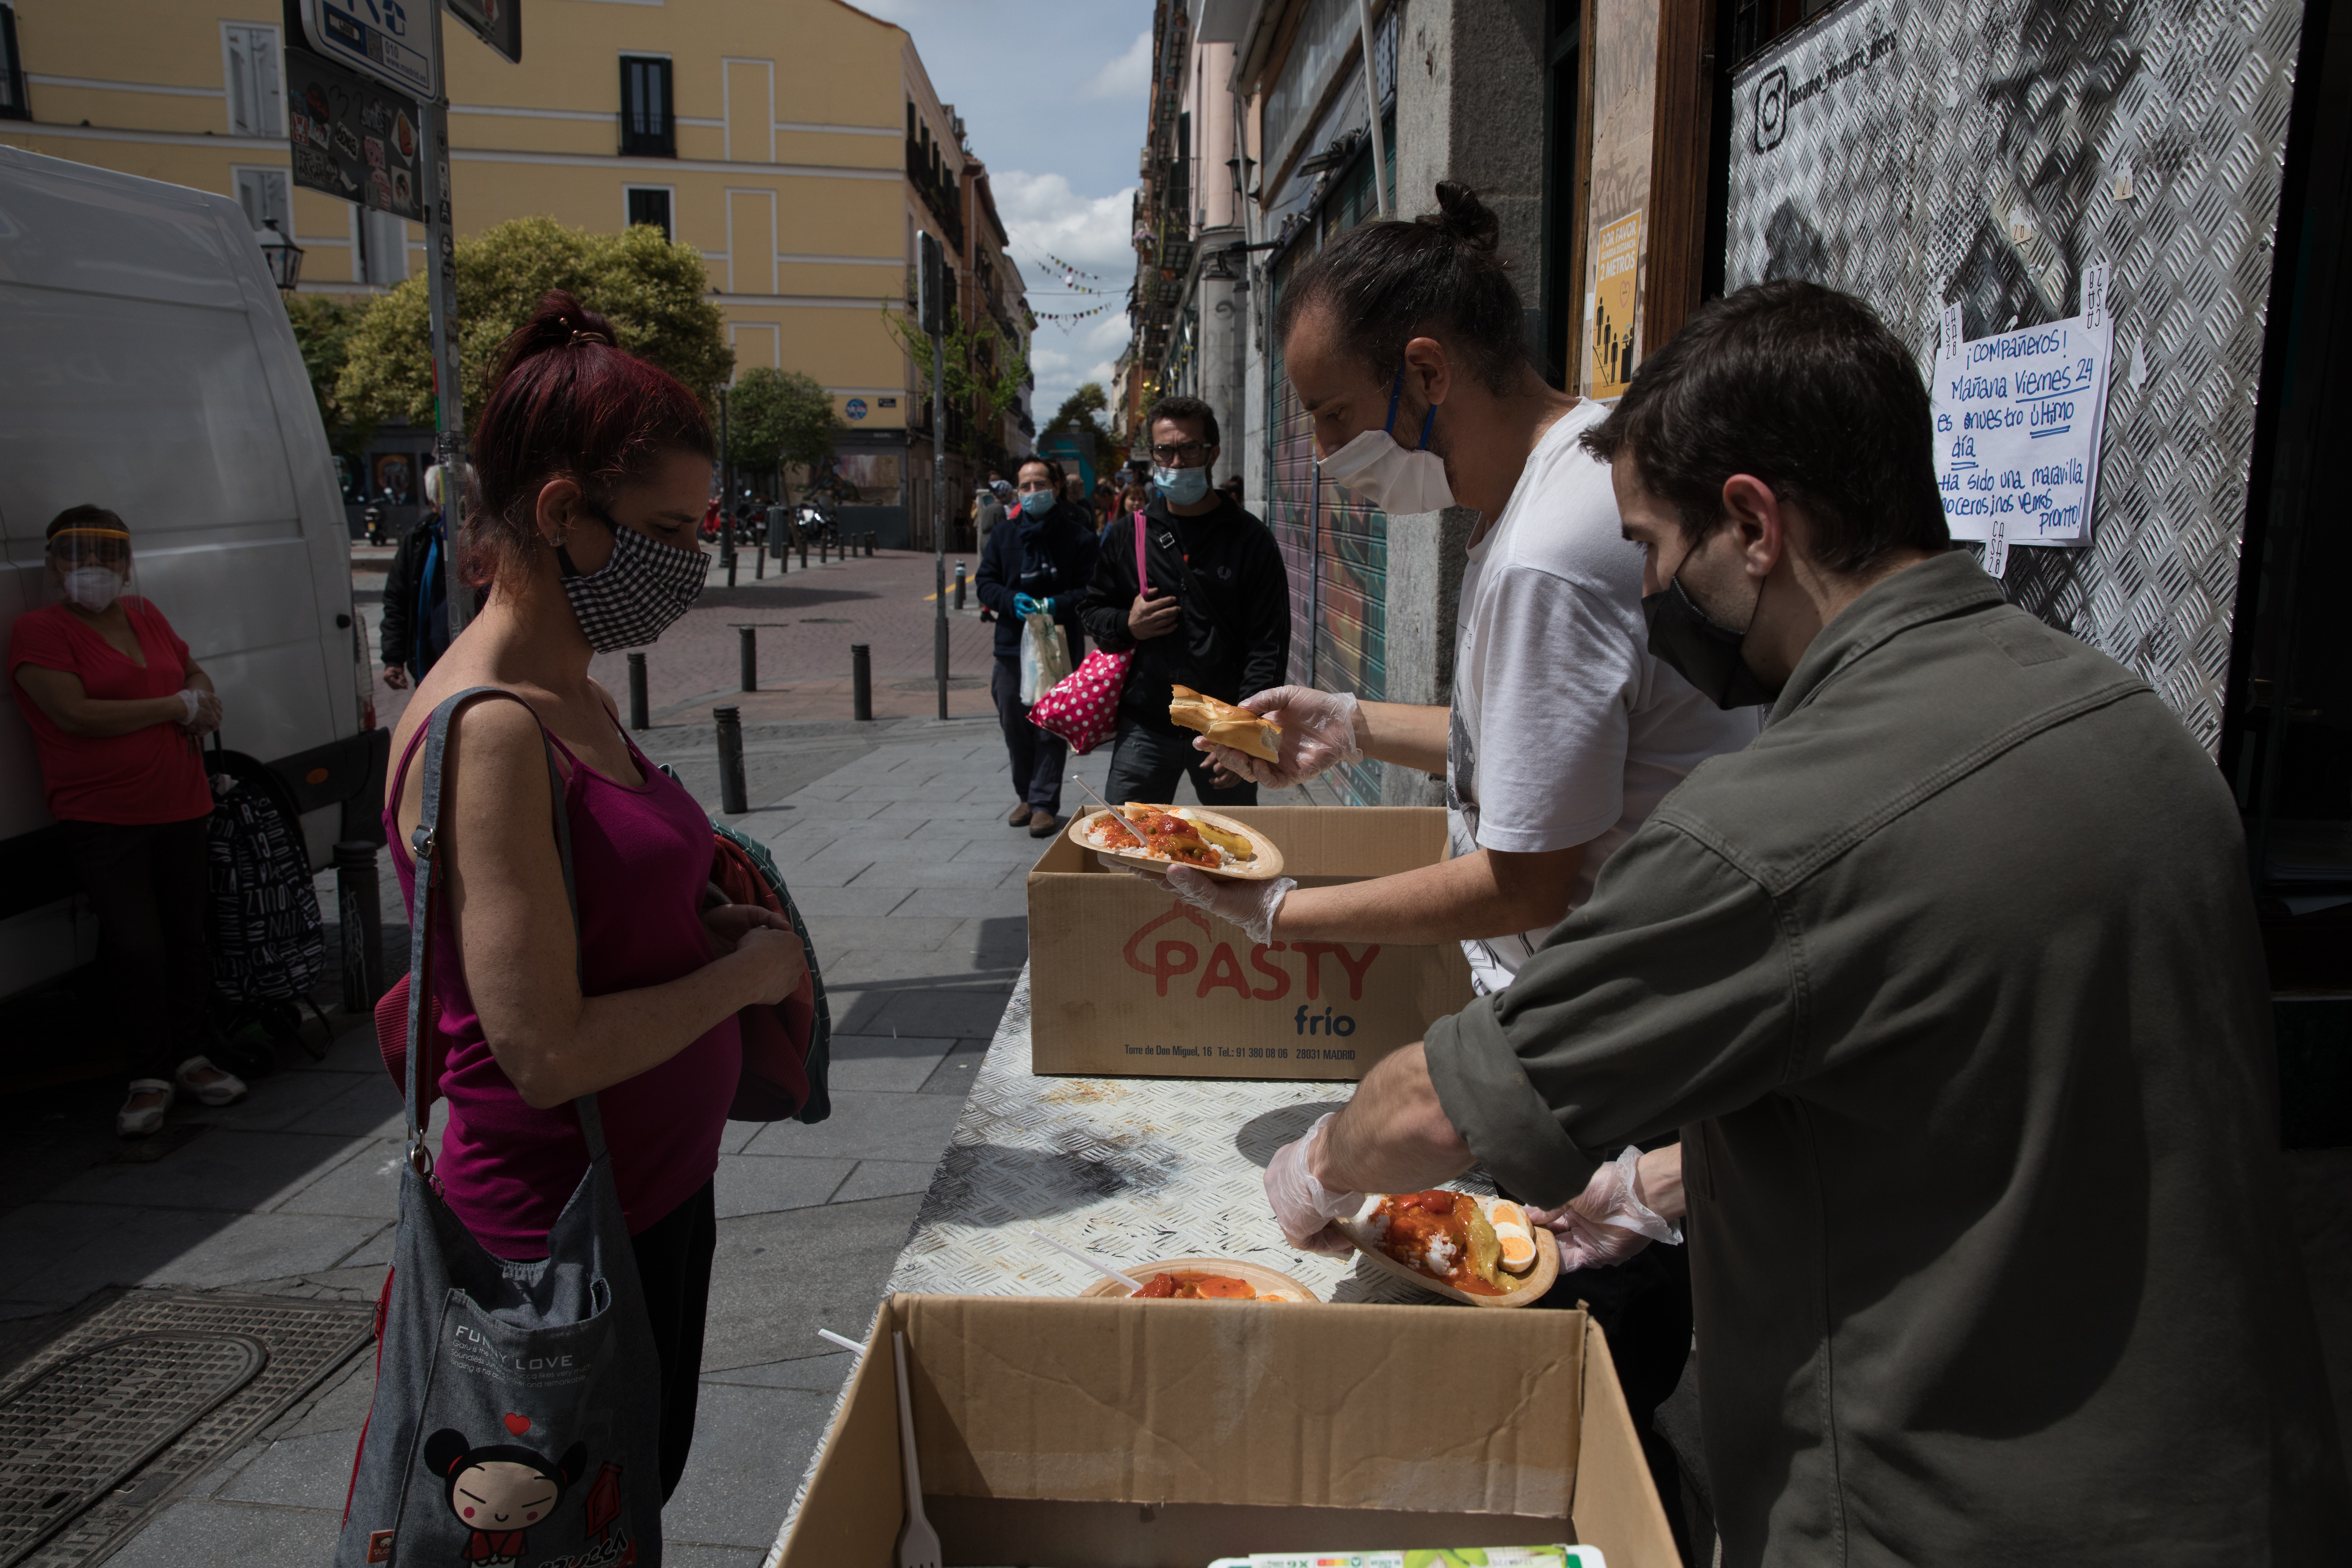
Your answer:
[467,290,715,585]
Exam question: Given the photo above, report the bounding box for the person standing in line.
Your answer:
[1218,475,1245,508]
[1079,396,1290,806]
[382,292,806,1502]
[9,506,247,1136]
[380,469,454,690]
[975,476,1008,551]
[976,454,1099,836]
[1092,477,1117,530]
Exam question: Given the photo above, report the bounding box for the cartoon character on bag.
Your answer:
[422,1423,587,1566]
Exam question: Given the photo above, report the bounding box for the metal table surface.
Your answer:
[768,963,1480,1559]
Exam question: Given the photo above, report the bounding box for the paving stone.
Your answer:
[839,858,1022,889]
[332,1223,396,1269]
[771,856,876,888]
[268,1138,405,1219]
[698,1194,925,1374]
[816,947,1020,988]
[822,1034,955,1094]
[265,1349,378,1440]
[213,1428,364,1510]
[738,1091,962,1164]
[103,1498,337,1567]
[0,1202,140,1301]
[286,1074,406,1139]
[833,987,1011,1040]
[889,884,1030,919]
[781,883,911,918]
[46,1130,372,1213]
[789,915,962,953]
[175,1069,371,1133]
[833,1160,940,1203]
[661,1382,836,1548]
[699,1352,858,1393]
[15,1208,384,1300]
[663,1546,767,1568]
[713,1154,855,1218]
[918,1038,993,1097]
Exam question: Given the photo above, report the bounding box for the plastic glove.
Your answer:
[1528,1146,1684,1273]
[1263,1111,1362,1255]
[1015,593,1053,618]
[1165,866,1294,947]
[1196,685,1362,789]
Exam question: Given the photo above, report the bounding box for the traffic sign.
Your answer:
[444,0,520,65]
[284,0,436,100]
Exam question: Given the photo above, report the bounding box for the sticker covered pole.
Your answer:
[423,1,469,636]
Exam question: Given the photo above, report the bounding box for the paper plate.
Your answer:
[1068,805,1286,882]
[1337,1197,1561,1309]
[1076,1255,1318,1302]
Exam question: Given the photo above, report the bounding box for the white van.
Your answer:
[0,146,380,1005]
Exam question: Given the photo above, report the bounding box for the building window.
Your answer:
[0,6,29,122]
[222,23,283,138]
[356,209,408,287]
[620,55,674,158]
[233,167,292,234]
[625,186,673,240]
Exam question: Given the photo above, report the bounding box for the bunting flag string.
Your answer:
[1031,302,1116,324]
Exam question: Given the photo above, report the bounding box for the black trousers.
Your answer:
[59,816,213,1083]
[629,1177,717,1503]
[991,655,1068,813]
[1102,720,1258,808]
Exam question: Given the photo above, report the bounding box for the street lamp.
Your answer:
[258,217,304,293]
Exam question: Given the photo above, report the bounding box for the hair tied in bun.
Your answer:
[1423,180,1502,255]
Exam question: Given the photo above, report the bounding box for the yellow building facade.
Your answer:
[0,0,1029,542]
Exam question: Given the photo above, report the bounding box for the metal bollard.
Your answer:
[820,535,829,565]
[799,536,808,570]
[867,532,876,557]
[714,705,748,814]
[851,643,873,722]
[739,625,757,692]
[755,544,764,580]
[953,560,966,610]
[626,652,649,730]
[334,840,385,1010]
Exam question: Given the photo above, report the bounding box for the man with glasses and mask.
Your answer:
[1258,279,2349,1562]
[1077,395,1289,806]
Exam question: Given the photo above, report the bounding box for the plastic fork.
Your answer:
[892,1331,942,1568]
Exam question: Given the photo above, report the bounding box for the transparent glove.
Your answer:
[1196,684,1362,789]
[1529,1146,1684,1273]
[1164,865,1294,946]
[1263,1111,1362,1255]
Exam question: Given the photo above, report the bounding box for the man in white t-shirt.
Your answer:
[1178,205,1757,993]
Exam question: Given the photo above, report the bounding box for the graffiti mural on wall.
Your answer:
[1728,0,2306,750]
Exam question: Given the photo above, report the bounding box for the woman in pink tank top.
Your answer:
[383,292,805,1502]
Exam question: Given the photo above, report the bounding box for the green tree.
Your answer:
[882,303,1030,463]
[1041,382,1112,472]
[282,294,374,455]
[727,368,842,498]
[337,216,732,433]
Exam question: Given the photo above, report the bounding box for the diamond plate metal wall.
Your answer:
[1727,0,2306,752]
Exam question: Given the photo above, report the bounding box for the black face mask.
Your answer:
[1643,575,1776,709]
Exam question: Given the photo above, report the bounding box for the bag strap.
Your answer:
[1133,510,1149,598]
[404,685,601,1171]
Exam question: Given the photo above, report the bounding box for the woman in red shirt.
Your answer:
[9,506,249,1136]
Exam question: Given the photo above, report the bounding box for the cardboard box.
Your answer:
[1027,808,1477,1080]
[782,1294,1678,1568]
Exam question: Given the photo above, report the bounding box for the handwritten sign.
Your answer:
[1932,262,2112,547]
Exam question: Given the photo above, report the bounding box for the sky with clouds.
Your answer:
[852,0,1150,429]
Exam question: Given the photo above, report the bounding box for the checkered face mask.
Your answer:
[555,510,708,651]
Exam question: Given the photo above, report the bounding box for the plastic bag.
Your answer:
[1020,610,1072,704]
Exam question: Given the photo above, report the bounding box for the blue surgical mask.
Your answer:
[1154,465,1210,506]
[1019,489,1055,518]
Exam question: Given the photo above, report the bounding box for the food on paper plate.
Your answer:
[1169,684,1282,763]
[1340,1190,1545,1298]
[1132,1270,1296,1302]
[1084,804,1255,869]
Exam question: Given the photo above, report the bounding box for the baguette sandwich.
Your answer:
[1168,684,1282,763]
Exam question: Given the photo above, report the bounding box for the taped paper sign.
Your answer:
[1933,261,2113,547]
[1589,211,1643,399]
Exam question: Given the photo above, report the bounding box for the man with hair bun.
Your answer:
[1261,278,2348,1561]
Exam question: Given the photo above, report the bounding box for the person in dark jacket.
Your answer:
[378,504,449,689]
[977,455,1099,835]
[1078,396,1290,806]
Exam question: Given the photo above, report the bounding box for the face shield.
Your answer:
[45,527,137,613]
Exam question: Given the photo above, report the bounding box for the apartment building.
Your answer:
[0,0,1030,544]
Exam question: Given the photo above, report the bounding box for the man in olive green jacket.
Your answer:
[1265,281,2347,1563]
